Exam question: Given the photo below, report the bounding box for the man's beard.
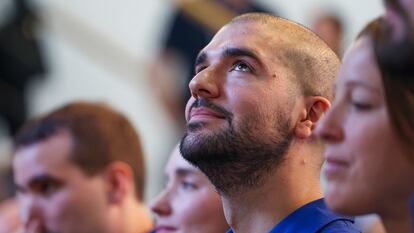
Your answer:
[180,98,293,197]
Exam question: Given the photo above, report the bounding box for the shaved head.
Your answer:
[230,13,340,101]
[181,12,339,196]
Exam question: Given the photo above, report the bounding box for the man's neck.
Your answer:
[221,156,323,233]
[116,198,153,233]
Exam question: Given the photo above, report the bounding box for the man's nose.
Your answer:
[19,195,44,233]
[189,68,220,99]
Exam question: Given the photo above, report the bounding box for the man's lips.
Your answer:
[155,225,178,232]
[189,107,226,121]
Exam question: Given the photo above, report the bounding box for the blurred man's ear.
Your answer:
[104,162,134,204]
[294,96,331,139]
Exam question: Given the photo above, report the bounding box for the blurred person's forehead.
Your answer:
[13,131,77,186]
[167,147,198,174]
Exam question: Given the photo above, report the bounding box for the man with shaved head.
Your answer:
[180,13,360,233]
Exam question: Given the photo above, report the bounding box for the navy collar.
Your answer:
[226,198,354,233]
[269,198,353,233]
[411,194,414,232]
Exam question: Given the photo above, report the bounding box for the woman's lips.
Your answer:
[324,156,350,179]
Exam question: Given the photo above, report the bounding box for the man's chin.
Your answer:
[179,132,212,166]
[187,121,222,132]
[187,120,206,133]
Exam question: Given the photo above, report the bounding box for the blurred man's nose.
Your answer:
[150,190,173,216]
[19,195,44,233]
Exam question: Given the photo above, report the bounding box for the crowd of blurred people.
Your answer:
[0,0,413,232]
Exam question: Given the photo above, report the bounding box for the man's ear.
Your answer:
[103,161,134,204]
[294,96,331,139]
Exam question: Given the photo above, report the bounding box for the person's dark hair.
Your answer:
[384,0,413,30]
[14,101,146,200]
[358,17,414,155]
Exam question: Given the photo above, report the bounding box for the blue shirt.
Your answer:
[411,194,414,233]
[227,199,360,233]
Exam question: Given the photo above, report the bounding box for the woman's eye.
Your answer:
[233,61,252,73]
[351,102,373,111]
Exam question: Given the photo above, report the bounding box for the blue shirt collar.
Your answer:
[411,194,414,232]
[226,198,354,233]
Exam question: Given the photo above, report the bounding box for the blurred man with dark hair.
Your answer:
[13,101,153,233]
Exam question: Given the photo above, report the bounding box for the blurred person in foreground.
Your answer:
[0,155,22,233]
[150,144,228,233]
[0,198,22,233]
[12,102,153,233]
[316,17,414,233]
[180,12,360,233]
[383,0,414,230]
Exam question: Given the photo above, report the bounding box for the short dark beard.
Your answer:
[180,98,293,197]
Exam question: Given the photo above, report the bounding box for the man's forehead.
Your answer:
[199,22,287,63]
[13,133,74,182]
[210,21,281,46]
[14,132,72,162]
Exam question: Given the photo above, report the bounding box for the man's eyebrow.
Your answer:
[195,47,263,69]
[195,51,207,68]
[194,47,261,66]
[222,47,261,62]
[175,167,197,177]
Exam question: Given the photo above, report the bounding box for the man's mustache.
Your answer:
[189,98,233,121]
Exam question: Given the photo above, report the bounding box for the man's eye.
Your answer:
[181,181,197,191]
[232,61,252,73]
[33,182,61,196]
